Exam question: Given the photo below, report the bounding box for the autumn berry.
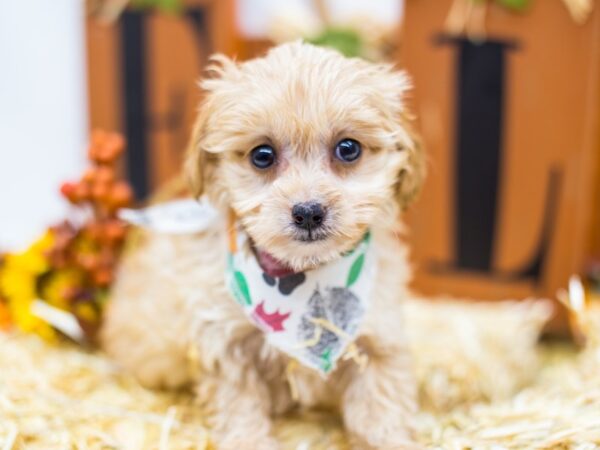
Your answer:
[60,182,78,202]
[95,166,115,184]
[73,182,91,203]
[104,220,127,243]
[108,182,133,209]
[92,268,112,287]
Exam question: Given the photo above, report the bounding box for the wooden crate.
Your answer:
[401,0,600,320]
[86,0,241,199]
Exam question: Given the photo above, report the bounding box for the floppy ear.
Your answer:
[378,67,426,211]
[394,116,426,210]
[184,112,208,199]
[185,54,240,199]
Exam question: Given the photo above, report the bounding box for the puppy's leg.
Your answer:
[101,285,193,389]
[101,235,196,389]
[342,336,419,450]
[198,368,279,450]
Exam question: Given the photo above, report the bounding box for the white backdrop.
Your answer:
[237,0,404,38]
[0,0,88,252]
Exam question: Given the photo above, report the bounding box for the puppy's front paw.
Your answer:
[342,357,420,450]
[349,432,422,450]
[345,404,421,450]
[215,435,280,450]
[347,418,421,450]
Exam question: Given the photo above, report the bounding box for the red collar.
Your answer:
[255,250,295,278]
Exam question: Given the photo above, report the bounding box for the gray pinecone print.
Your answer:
[298,287,363,372]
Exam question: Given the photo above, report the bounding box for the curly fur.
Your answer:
[102,41,425,449]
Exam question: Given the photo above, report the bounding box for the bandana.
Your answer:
[226,224,376,375]
[119,200,376,376]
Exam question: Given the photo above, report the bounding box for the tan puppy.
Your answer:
[102,41,425,449]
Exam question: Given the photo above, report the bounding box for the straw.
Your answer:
[3,296,593,450]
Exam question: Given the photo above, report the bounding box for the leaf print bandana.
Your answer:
[226,224,376,376]
[118,199,376,376]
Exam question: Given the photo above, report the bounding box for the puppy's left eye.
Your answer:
[250,145,276,169]
[334,139,361,163]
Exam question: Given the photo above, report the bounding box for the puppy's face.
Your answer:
[187,42,424,271]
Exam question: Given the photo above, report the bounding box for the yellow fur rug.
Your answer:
[1,297,598,450]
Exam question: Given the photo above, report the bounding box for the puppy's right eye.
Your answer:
[334,138,361,163]
[250,145,276,169]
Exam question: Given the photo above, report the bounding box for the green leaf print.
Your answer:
[233,271,252,305]
[321,348,333,373]
[346,253,365,288]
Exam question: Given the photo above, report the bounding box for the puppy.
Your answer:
[102,41,425,449]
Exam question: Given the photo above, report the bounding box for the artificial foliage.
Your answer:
[0,131,132,343]
[308,28,363,58]
[131,0,181,14]
[474,0,531,12]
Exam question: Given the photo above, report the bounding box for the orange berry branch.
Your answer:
[0,130,133,343]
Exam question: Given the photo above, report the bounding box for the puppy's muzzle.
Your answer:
[292,202,325,231]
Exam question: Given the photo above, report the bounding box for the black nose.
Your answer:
[292,202,325,230]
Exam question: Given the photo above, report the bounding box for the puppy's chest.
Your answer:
[256,337,348,411]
